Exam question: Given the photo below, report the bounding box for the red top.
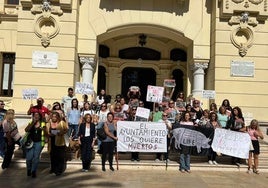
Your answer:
[30,105,50,119]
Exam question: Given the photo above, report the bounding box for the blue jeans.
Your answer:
[68,124,79,138]
[180,153,190,171]
[0,127,5,157]
[26,141,43,173]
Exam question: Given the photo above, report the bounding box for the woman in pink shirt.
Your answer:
[247,119,264,174]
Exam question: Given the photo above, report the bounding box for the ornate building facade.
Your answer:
[0,0,268,122]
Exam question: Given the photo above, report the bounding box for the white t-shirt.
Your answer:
[62,95,76,114]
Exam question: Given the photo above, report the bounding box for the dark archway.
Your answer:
[172,69,184,100]
[122,67,156,110]
[97,66,106,94]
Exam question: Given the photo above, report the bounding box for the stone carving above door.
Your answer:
[219,0,268,21]
[29,1,63,47]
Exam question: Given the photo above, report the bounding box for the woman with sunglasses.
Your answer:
[155,113,172,162]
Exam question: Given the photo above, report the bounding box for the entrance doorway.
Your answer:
[122,67,156,109]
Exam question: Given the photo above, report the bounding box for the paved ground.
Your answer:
[1,162,268,188]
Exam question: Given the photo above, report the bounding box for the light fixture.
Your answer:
[139,34,147,47]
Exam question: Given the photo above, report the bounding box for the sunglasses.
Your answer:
[101,105,107,107]
[0,103,5,106]
[162,114,168,117]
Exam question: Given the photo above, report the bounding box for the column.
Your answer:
[191,62,208,96]
[79,56,96,83]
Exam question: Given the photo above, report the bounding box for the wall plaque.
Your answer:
[230,60,254,77]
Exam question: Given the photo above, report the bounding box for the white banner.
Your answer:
[117,121,167,152]
[146,85,164,103]
[75,82,94,94]
[135,107,150,121]
[22,88,38,100]
[212,128,251,159]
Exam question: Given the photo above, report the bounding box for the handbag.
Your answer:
[21,132,33,149]
[97,127,107,141]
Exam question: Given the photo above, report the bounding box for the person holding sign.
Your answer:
[179,112,194,173]
[247,119,264,174]
[101,112,118,171]
[227,106,245,166]
[27,97,50,122]
[155,112,172,162]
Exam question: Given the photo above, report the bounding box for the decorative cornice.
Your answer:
[219,0,268,21]
[79,56,97,70]
[21,0,72,11]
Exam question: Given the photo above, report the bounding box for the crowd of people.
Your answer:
[0,85,265,177]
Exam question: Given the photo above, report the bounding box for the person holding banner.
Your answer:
[155,112,172,162]
[227,106,245,166]
[101,112,118,171]
[127,106,140,162]
[247,119,264,174]
[179,112,194,173]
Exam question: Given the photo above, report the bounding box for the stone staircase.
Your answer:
[1,139,268,172]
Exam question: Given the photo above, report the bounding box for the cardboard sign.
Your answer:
[135,107,150,121]
[22,89,38,100]
[117,121,167,152]
[146,85,164,103]
[212,128,251,159]
[163,79,176,87]
[75,82,94,94]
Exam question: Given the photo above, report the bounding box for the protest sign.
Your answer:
[117,121,167,152]
[135,107,150,121]
[202,90,216,99]
[171,124,214,155]
[163,79,176,87]
[146,85,164,103]
[22,89,38,100]
[75,82,94,94]
[211,128,251,159]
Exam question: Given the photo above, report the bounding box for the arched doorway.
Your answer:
[122,67,156,109]
[97,65,106,94]
[172,69,184,100]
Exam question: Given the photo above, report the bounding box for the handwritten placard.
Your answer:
[146,85,164,103]
[202,90,216,99]
[211,128,251,159]
[163,79,176,87]
[22,89,38,100]
[135,107,150,120]
[117,121,167,152]
[75,82,94,94]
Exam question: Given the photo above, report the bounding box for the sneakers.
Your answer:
[110,166,115,171]
[212,161,218,165]
[185,169,191,173]
[208,160,213,165]
[102,166,106,171]
[164,159,170,163]
[155,158,160,162]
[179,169,185,173]
[247,169,252,174]
[81,169,88,172]
[253,168,260,174]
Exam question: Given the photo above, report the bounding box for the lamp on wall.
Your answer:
[139,34,147,47]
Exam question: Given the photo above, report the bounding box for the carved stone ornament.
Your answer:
[34,15,60,47]
[230,25,254,57]
[191,62,209,71]
[31,0,63,18]
[79,56,97,71]
[219,0,268,21]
